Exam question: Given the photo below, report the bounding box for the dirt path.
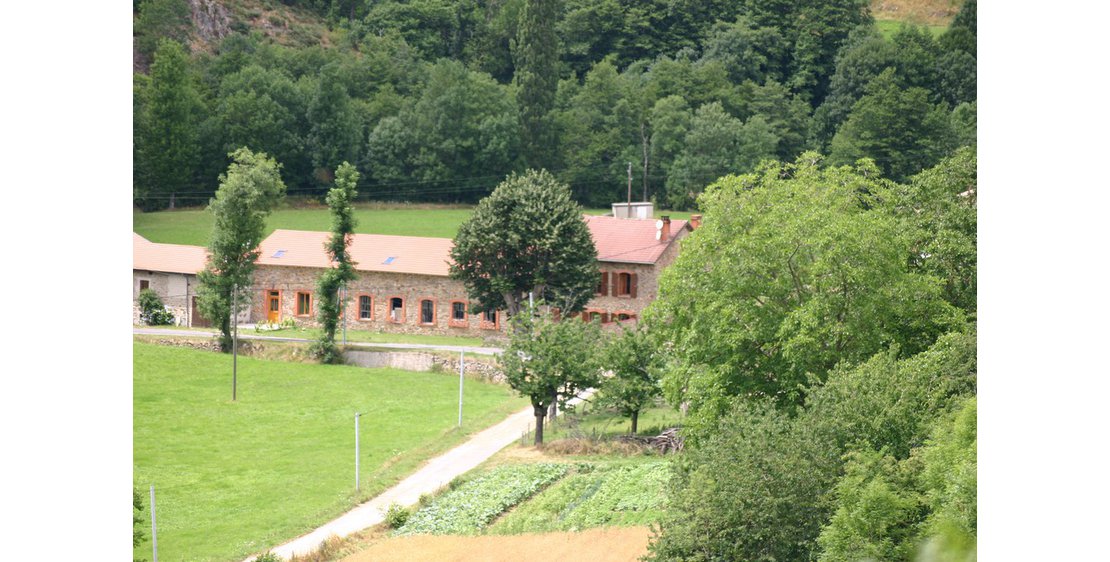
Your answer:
[247,393,590,561]
[340,527,653,562]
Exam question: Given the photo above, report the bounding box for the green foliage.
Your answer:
[816,449,926,562]
[135,40,205,210]
[384,503,410,529]
[134,0,191,56]
[804,330,977,460]
[596,325,662,433]
[133,488,146,550]
[815,397,977,562]
[514,0,560,169]
[893,147,978,313]
[365,60,519,201]
[918,397,977,560]
[252,553,281,562]
[665,101,778,209]
[312,162,359,363]
[500,308,603,444]
[306,64,361,181]
[197,148,286,351]
[646,399,841,562]
[397,463,568,535]
[138,289,175,326]
[651,153,962,420]
[830,68,956,182]
[450,169,598,318]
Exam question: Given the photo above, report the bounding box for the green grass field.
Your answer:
[133,204,693,246]
[875,19,948,39]
[133,342,528,561]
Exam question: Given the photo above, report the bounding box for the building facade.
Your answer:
[133,214,694,335]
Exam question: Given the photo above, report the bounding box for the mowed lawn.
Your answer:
[133,205,693,246]
[133,342,527,562]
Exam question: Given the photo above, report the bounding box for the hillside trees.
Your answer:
[311,162,359,363]
[134,0,192,57]
[500,309,602,445]
[649,154,962,423]
[449,169,598,318]
[196,149,287,351]
[135,40,205,210]
[514,0,560,169]
[829,69,956,182]
[306,64,362,184]
[365,60,520,201]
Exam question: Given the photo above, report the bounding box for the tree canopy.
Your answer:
[196,148,287,351]
[449,169,598,318]
[499,308,602,445]
[649,153,963,421]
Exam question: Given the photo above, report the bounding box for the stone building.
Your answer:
[132,233,210,326]
[247,215,692,337]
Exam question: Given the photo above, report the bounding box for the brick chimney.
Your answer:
[660,215,670,242]
[690,214,702,230]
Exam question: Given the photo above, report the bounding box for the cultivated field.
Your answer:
[133,204,694,246]
[341,526,653,562]
[133,342,528,561]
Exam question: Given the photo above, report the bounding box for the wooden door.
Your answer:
[191,296,212,328]
[267,290,281,322]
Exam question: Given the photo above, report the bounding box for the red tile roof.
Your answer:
[584,215,688,264]
[256,230,454,276]
[133,235,208,275]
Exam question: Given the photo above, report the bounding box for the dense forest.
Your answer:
[132,0,975,210]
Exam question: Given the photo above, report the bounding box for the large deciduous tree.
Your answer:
[513,0,559,169]
[135,39,205,210]
[311,162,360,363]
[449,169,598,318]
[197,148,287,351]
[500,309,602,445]
[649,153,963,421]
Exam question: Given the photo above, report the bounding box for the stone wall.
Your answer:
[343,349,505,383]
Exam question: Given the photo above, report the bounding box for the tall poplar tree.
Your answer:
[136,39,204,210]
[513,0,559,170]
[311,162,360,364]
[196,148,287,351]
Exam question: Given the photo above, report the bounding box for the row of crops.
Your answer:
[395,461,669,536]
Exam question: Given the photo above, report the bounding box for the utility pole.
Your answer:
[458,352,465,427]
[150,484,158,562]
[626,162,633,214]
[232,284,238,401]
[355,412,363,490]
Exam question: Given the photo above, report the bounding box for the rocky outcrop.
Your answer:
[189,0,230,43]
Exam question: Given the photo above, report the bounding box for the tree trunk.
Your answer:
[631,410,639,434]
[169,192,176,210]
[533,404,547,446]
[548,388,558,420]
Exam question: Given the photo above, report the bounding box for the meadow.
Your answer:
[133,342,527,561]
[133,203,693,246]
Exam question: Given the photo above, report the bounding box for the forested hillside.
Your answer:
[133,0,974,211]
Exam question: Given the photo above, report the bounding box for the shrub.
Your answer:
[252,553,280,562]
[139,289,175,325]
[384,503,410,529]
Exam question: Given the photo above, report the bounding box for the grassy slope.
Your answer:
[133,205,693,246]
[133,342,527,561]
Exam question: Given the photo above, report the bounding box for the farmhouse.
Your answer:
[133,214,695,335]
[132,233,209,326]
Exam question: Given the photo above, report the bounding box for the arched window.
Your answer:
[420,299,436,325]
